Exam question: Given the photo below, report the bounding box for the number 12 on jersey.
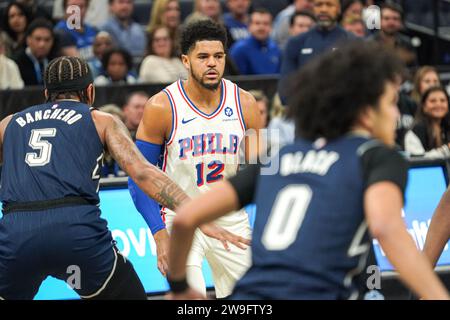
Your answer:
[195,161,225,186]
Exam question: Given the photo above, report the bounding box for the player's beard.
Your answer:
[190,66,222,91]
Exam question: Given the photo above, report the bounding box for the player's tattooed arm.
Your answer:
[149,176,189,209]
[0,115,13,164]
[104,113,189,210]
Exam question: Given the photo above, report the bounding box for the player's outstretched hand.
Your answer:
[199,223,251,251]
[153,229,170,276]
[166,288,206,300]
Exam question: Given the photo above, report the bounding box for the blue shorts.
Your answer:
[0,205,116,300]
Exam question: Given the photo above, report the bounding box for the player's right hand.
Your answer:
[199,223,251,251]
[153,229,170,276]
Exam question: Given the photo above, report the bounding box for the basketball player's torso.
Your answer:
[162,79,248,225]
[0,101,104,204]
[236,135,375,299]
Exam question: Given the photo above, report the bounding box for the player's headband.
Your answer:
[45,71,94,93]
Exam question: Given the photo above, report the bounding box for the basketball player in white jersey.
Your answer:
[130,20,262,298]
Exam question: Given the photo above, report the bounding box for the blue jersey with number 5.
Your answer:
[1,101,103,206]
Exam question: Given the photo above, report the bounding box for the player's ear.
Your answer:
[181,54,190,70]
[44,89,49,100]
[87,83,95,106]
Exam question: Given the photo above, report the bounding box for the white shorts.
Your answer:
[164,210,252,298]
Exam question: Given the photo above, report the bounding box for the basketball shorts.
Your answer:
[0,205,146,300]
[164,209,252,298]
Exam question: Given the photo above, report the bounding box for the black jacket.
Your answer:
[14,50,42,86]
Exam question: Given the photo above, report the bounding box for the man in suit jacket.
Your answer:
[14,19,55,86]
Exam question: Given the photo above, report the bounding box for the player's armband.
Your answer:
[128,140,165,235]
[228,164,260,208]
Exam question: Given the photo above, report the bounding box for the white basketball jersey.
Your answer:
[161,78,248,225]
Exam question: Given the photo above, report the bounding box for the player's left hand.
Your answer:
[166,288,206,300]
[199,223,251,251]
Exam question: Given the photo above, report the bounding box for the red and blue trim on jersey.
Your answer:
[160,88,177,223]
[160,145,169,222]
[234,84,246,134]
[177,79,227,119]
[163,88,178,146]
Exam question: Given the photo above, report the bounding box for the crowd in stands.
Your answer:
[1,0,450,176]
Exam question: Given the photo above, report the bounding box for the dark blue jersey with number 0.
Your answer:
[232,135,407,300]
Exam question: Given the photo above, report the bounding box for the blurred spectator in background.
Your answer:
[85,0,110,28]
[89,94,145,173]
[99,103,126,177]
[16,0,53,21]
[122,91,149,140]
[280,0,354,101]
[341,0,364,21]
[147,0,182,54]
[394,73,419,149]
[101,0,146,63]
[229,8,281,75]
[272,0,314,49]
[223,0,251,48]
[369,1,417,67]
[17,0,53,21]
[53,0,111,28]
[267,94,295,148]
[14,18,55,86]
[1,1,32,58]
[139,26,187,84]
[54,0,97,60]
[411,66,441,107]
[266,10,315,144]
[289,10,316,37]
[404,87,450,159]
[342,14,366,37]
[249,90,270,128]
[88,31,114,78]
[0,32,24,89]
[100,103,125,122]
[94,47,137,85]
[184,0,223,25]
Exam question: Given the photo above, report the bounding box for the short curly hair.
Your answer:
[180,19,227,55]
[287,41,405,141]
